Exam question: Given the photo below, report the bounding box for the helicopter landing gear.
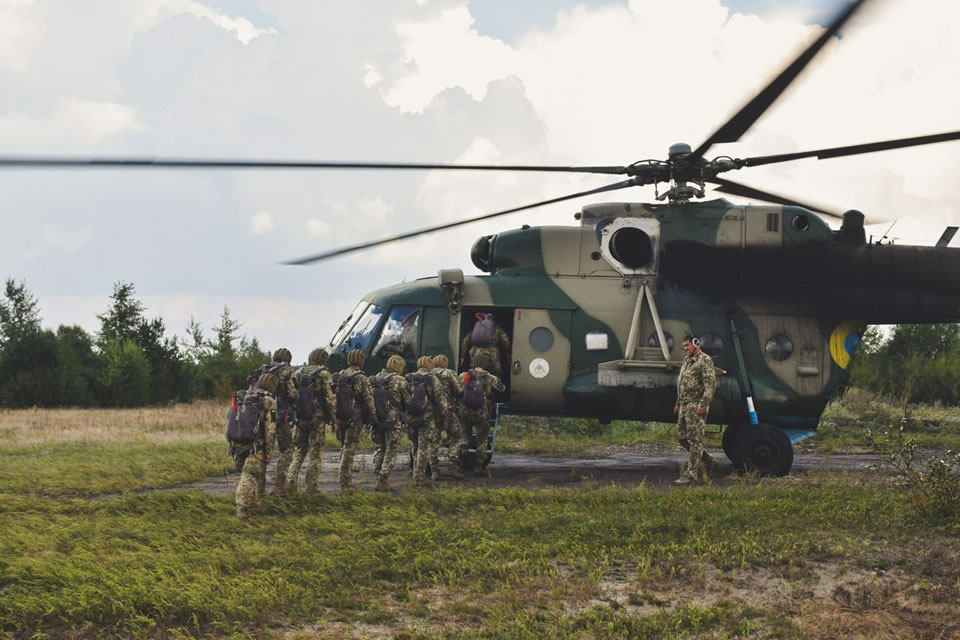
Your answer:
[722,422,746,470]
[733,424,794,477]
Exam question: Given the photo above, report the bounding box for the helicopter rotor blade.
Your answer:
[0,155,631,175]
[690,0,869,160]
[283,177,642,265]
[738,130,960,167]
[708,177,843,218]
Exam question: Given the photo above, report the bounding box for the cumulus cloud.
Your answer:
[249,212,274,235]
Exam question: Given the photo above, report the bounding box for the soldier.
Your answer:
[335,349,376,492]
[431,353,465,478]
[285,347,337,493]
[369,354,413,491]
[250,347,299,495]
[458,365,505,471]
[673,336,717,485]
[406,355,449,486]
[459,312,511,379]
[234,373,278,518]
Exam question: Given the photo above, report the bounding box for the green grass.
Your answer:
[0,478,955,638]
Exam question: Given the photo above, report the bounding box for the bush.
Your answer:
[880,431,960,523]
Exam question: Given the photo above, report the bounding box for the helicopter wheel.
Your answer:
[735,424,794,477]
[722,422,746,471]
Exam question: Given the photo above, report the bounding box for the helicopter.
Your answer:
[4,0,960,475]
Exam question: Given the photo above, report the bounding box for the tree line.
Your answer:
[0,279,270,407]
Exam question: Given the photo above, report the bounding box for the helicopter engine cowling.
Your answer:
[471,234,496,272]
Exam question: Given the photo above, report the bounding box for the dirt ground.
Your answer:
[176,446,887,496]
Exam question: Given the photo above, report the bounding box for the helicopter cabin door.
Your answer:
[509,308,572,411]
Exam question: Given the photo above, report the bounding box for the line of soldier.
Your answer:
[232,346,504,518]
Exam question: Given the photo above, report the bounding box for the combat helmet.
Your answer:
[272,347,292,364]
[417,355,433,370]
[308,348,329,365]
[433,354,449,369]
[347,349,366,367]
[386,355,406,374]
[257,373,279,394]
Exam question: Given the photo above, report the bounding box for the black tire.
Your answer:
[722,422,745,470]
[736,424,794,477]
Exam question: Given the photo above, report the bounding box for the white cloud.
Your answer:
[0,98,143,148]
[305,218,330,236]
[181,0,276,44]
[362,63,383,88]
[249,212,274,235]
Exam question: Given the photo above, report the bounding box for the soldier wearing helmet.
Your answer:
[285,348,338,493]
[405,355,449,486]
[334,349,376,491]
[235,373,278,518]
[458,365,505,472]
[431,353,465,478]
[459,312,511,379]
[369,354,413,491]
[262,347,299,495]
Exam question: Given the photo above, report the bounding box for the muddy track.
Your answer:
[171,448,887,496]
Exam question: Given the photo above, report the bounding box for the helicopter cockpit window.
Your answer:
[764,335,794,362]
[699,333,724,357]
[372,306,421,358]
[647,332,675,352]
[335,303,385,354]
[329,301,369,349]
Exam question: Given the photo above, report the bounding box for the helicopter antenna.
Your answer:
[878,220,898,244]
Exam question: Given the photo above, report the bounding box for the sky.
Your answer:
[1,0,958,362]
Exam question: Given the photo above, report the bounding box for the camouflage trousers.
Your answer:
[462,408,491,470]
[372,421,403,482]
[444,410,467,460]
[286,419,326,493]
[235,447,267,518]
[337,419,363,489]
[273,414,294,495]
[408,414,440,483]
[677,402,712,482]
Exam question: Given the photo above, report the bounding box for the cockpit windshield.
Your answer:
[328,301,369,349]
[332,303,385,355]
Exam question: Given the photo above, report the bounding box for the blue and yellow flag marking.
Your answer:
[829,319,865,369]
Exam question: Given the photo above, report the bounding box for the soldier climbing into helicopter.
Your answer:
[459,312,511,379]
[674,336,718,485]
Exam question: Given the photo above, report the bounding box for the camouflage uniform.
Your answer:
[406,361,449,484]
[234,388,277,518]
[370,362,412,489]
[676,348,717,483]
[458,368,505,470]
[460,324,511,379]
[336,357,376,490]
[285,362,337,493]
[432,362,465,460]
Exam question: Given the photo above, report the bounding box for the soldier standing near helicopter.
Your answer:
[674,336,717,485]
[406,356,448,486]
[234,373,278,518]
[369,355,413,491]
[334,349,376,492]
[459,365,505,472]
[431,353,465,478]
[459,312,511,379]
[285,348,337,493]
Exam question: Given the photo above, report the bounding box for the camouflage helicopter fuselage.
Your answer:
[329,198,960,440]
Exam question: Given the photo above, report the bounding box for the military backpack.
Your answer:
[295,365,328,420]
[371,372,398,423]
[462,369,487,410]
[335,371,359,421]
[407,372,429,416]
[471,313,495,347]
[226,390,264,445]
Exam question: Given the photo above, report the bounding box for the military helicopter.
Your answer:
[5,0,960,475]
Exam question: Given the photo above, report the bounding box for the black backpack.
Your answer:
[371,373,397,423]
[407,373,428,416]
[296,366,327,419]
[248,363,285,389]
[462,370,486,410]
[226,390,263,445]
[471,313,495,347]
[335,372,357,421]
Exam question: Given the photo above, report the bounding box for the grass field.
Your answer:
[0,391,958,638]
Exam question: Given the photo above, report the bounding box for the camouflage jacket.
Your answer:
[371,369,413,426]
[272,362,299,412]
[297,364,337,425]
[431,367,463,413]
[460,326,511,364]
[458,369,505,416]
[406,368,449,419]
[336,366,377,425]
[677,349,717,407]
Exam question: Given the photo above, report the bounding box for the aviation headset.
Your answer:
[684,335,702,349]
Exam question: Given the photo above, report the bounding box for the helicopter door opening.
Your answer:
[458,307,514,399]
